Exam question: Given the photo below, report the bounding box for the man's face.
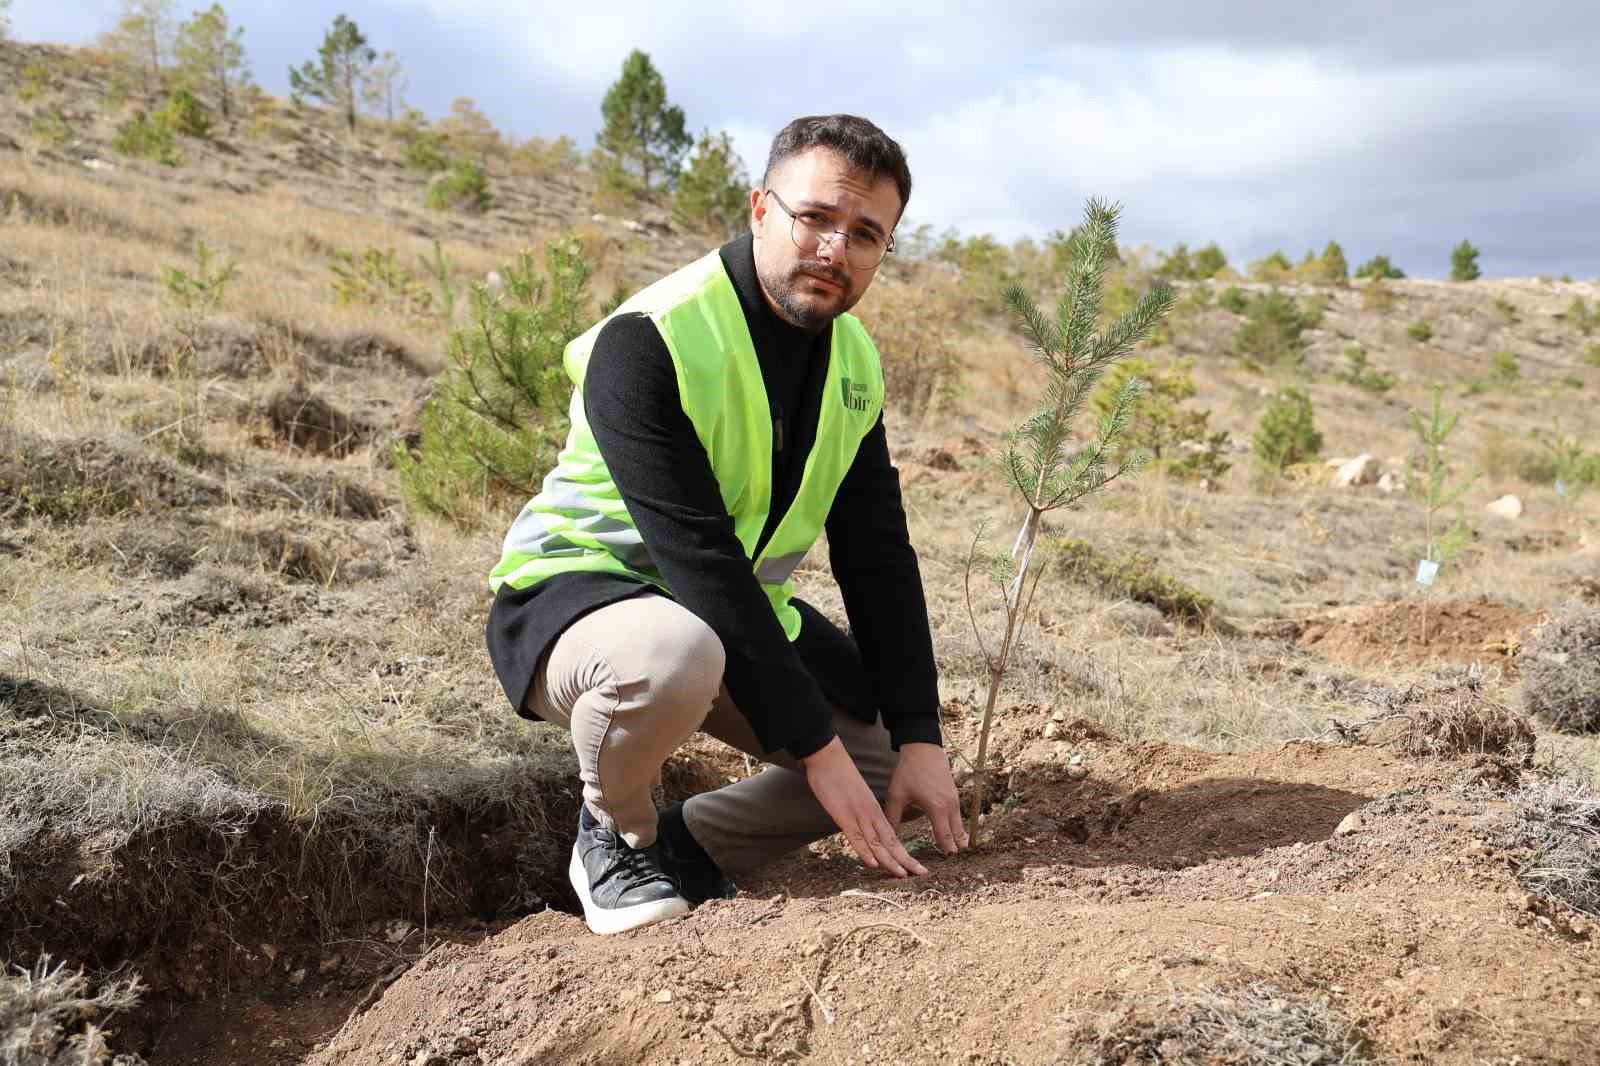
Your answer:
[750,147,902,332]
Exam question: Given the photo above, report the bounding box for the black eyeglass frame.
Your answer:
[762,188,896,270]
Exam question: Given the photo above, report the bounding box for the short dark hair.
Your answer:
[763,115,912,220]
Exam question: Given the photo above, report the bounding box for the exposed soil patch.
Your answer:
[1296,597,1540,672]
[305,732,1600,1066]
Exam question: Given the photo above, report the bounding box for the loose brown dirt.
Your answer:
[303,718,1600,1066]
[1296,597,1542,672]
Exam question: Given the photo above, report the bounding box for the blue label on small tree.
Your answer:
[1416,559,1439,586]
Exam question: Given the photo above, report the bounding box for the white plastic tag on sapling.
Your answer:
[1557,479,1567,498]
[1416,559,1439,586]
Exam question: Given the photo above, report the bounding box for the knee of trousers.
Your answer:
[641,610,726,727]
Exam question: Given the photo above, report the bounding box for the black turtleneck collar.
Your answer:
[718,232,833,353]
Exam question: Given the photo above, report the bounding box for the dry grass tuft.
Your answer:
[0,955,144,1066]
[1521,602,1600,733]
[0,431,223,523]
[1059,981,1372,1065]
[1331,666,1535,762]
[1506,775,1600,915]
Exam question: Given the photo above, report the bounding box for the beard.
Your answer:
[759,257,855,332]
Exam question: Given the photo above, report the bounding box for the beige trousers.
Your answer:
[528,595,899,875]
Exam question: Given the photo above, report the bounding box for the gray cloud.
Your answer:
[12,0,1599,277]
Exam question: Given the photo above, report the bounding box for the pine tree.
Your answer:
[963,199,1172,845]
[596,49,690,193]
[671,130,750,237]
[361,50,406,122]
[1319,241,1349,282]
[173,4,249,121]
[99,0,177,99]
[288,14,374,132]
[1450,239,1481,282]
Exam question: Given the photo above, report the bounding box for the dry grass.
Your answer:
[0,956,143,1066]
[1058,981,1373,1065]
[1506,775,1600,915]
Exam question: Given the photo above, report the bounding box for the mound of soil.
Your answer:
[1297,597,1540,672]
[305,732,1600,1066]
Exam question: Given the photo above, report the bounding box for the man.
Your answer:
[486,114,966,936]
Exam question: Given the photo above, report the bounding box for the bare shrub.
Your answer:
[1506,776,1600,915]
[1521,602,1600,733]
[854,273,966,420]
[1059,981,1372,1065]
[1334,666,1535,762]
[0,956,145,1066]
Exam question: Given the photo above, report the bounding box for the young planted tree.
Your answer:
[1409,387,1475,644]
[288,14,374,132]
[173,3,249,121]
[671,129,750,237]
[99,0,177,98]
[1450,239,1482,281]
[1355,254,1405,280]
[963,199,1173,845]
[597,49,690,193]
[1318,241,1349,283]
[362,49,406,122]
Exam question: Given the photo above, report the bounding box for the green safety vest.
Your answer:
[488,250,884,640]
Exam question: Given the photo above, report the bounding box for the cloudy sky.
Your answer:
[14,1,1600,278]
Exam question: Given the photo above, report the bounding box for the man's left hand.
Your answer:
[884,742,968,856]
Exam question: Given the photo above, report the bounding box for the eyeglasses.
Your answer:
[764,189,895,271]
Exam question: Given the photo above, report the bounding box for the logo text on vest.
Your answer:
[840,377,871,412]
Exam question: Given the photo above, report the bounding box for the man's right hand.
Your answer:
[800,737,929,877]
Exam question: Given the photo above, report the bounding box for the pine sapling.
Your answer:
[1409,386,1475,644]
[964,199,1172,845]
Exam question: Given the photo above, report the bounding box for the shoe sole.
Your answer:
[569,845,690,935]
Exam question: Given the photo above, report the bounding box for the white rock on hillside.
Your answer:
[1377,471,1405,493]
[1485,494,1524,519]
[1335,454,1381,488]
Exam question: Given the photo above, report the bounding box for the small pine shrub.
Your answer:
[424,157,493,213]
[1450,239,1481,282]
[1407,320,1434,342]
[112,111,182,166]
[1217,286,1248,314]
[1233,289,1315,366]
[163,240,238,314]
[1091,358,1231,485]
[1567,297,1600,335]
[1248,250,1293,283]
[1252,387,1322,474]
[162,88,212,138]
[1355,254,1405,280]
[1490,350,1520,384]
[1362,277,1396,311]
[1522,603,1600,733]
[1336,344,1396,392]
[403,131,450,174]
[1492,295,1519,323]
[17,62,52,102]
[329,246,434,318]
[395,237,593,528]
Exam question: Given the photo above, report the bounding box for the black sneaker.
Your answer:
[569,804,689,935]
[656,801,737,906]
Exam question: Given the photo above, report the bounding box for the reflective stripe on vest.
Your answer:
[488,250,884,641]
